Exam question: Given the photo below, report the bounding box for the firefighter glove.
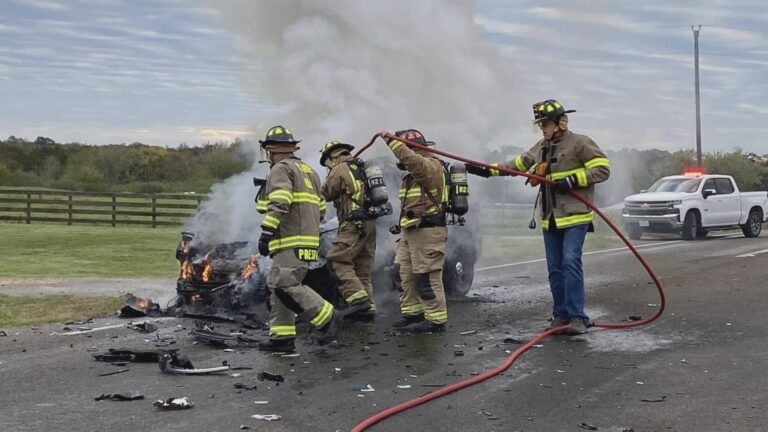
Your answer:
[389,224,402,235]
[258,230,274,256]
[553,175,577,194]
[465,164,491,178]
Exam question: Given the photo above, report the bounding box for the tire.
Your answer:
[741,209,763,238]
[444,243,476,299]
[625,224,643,240]
[696,229,709,238]
[681,211,700,240]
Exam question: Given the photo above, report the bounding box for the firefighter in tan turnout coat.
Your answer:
[382,129,449,333]
[256,125,340,352]
[319,141,377,321]
[466,100,610,335]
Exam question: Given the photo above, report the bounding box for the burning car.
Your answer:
[173,217,478,319]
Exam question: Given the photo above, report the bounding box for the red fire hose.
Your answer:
[349,132,666,432]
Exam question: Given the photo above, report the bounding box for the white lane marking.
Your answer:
[736,248,768,258]
[477,240,680,272]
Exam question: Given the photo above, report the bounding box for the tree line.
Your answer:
[0,136,249,193]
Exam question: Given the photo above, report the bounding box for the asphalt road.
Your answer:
[2,231,768,432]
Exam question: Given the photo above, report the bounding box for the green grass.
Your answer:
[0,223,180,277]
[477,232,624,267]
[0,294,123,328]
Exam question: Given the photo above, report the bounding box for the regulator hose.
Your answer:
[349,132,666,432]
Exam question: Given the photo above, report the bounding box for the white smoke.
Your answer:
[185,0,530,244]
[208,0,527,155]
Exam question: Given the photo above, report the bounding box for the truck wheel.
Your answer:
[741,209,763,238]
[625,224,643,240]
[444,243,475,299]
[682,211,699,240]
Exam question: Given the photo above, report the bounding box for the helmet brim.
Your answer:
[260,139,302,148]
[320,143,355,166]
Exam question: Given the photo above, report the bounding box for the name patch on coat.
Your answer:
[295,248,318,262]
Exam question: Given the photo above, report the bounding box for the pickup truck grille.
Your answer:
[623,201,679,216]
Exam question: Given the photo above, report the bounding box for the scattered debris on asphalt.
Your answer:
[93,348,164,363]
[99,368,129,376]
[127,321,158,333]
[578,422,599,431]
[502,337,525,344]
[233,383,258,391]
[121,293,161,317]
[153,397,194,410]
[251,414,281,421]
[0,330,7,337]
[159,352,230,375]
[254,400,269,405]
[453,350,465,356]
[190,327,259,348]
[397,385,411,389]
[640,396,667,402]
[459,330,477,335]
[95,392,144,401]
[628,315,643,321]
[257,371,285,383]
[352,384,375,392]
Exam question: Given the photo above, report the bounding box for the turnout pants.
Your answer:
[395,226,448,324]
[267,249,335,340]
[327,219,377,311]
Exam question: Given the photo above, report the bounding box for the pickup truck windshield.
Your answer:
[647,178,702,193]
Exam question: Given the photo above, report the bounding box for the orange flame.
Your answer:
[240,254,259,279]
[180,260,192,280]
[201,253,212,282]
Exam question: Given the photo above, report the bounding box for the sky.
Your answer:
[1,0,766,154]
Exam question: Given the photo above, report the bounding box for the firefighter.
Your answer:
[466,100,610,335]
[319,140,377,321]
[380,129,449,333]
[256,125,340,352]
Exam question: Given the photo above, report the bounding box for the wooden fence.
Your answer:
[0,189,208,227]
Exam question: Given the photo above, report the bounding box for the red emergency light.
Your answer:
[682,166,705,177]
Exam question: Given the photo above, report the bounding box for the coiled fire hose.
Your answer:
[349,132,666,432]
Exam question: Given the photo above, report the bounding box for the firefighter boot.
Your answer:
[566,318,587,335]
[258,338,296,353]
[341,299,371,318]
[317,310,341,346]
[412,320,446,334]
[392,313,425,328]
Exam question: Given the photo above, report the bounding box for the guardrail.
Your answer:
[0,189,207,227]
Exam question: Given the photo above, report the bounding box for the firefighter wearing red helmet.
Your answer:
[466,100,610,335]
[381,129,449,333]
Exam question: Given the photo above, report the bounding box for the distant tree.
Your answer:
[0,163,9,184]
[704,150,766,191]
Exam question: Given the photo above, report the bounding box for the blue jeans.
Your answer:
[543,223,589,323]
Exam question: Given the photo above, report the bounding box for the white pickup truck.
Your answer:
[621,174,768,240]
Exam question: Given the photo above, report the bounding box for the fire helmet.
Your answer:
[394,129,427,146]
[259,125,301,148]
[532,100,576,124]
[319,140,355,167]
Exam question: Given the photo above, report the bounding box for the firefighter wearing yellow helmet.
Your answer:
[466,100,610,335]
[256,125,339,352]
[381,129,449,333]
[319,140,378,322]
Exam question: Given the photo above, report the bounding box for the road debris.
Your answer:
[234,383,258,391]
[159,352,230,375]
[251,414,281,421]
[126,321,158,333]
[254,400,269,404]
[453,350,465,356]
[640,396,666,402]
[257,372,285,383]
[94,392,144,401]
[190,327,259,348]
[578,422,599,430]
[502,337,525,344]
[153,397,194,410]
[0,330,7,337]
[459,330,477,335]
[397,385,411,389]
[99,368,129,376]
[93,348,164,363]
[352,384,375,392]
[121,293,161,317]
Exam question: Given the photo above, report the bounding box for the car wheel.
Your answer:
[625,224,643,240]
[696,228,709,238]
[742,209,763,238]
[682,211,699,240]
[444,243,475,299]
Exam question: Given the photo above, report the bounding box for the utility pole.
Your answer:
[692,25,703,167]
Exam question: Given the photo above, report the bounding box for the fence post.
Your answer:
[112,195,117,227]
[151,194,157,228]
[26,193,31,224]
[68,194,73,225]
